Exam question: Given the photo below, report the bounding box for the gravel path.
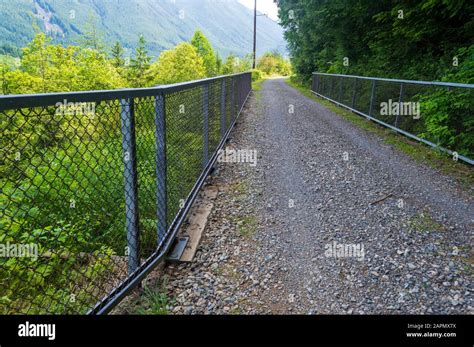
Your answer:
[159,78,473,315]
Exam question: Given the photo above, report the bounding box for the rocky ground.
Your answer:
[131,78,473,315]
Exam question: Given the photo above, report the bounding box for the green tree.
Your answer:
[257,52,292,76]
[21,33,50,93]
[128,35,151,87]
[222,54,252,74]
[222,54,237,75]
[110,41,125,69]
[6,32,124,94]
[149,43,205,85]
[277,0,474,81]
[75,48,125,90]
[190,30,217,77]
[0,63,10,94]
[215,51,223,75]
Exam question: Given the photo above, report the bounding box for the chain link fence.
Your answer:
[0,72,252,314]
[312,72,474,165]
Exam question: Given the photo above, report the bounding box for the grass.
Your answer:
[228,180,258,237]
[252,78,265,101]
[234,215,258,237]
[231,180,247,194]
[134,284,172,315]
[285,78,474,191]
[252,78,264,91]
[408,212,445,233]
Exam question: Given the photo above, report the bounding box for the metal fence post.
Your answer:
[235,76,240,112]
[368,80,377,117]
[239,74,244,112]
[220,78,226,139]
[351,78,358,108]
[329,76,335,98]
[238,75,243,110]
[203,84,209,168]
[395,82,404,127]
[120,98,140,274]
[230,76,235,122]
[154,93,167,245]
[338,77,343,101]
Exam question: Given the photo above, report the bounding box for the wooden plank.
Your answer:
[178,185,219,262]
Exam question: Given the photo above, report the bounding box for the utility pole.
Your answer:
[253,0,257,69]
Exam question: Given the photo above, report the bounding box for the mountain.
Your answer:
[0,0,286,59]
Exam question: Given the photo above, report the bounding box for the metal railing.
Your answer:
[311,72,474,165]
[0,72,252,314]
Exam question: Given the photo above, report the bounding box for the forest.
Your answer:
[0,29,290,94]
[277,0,473,158]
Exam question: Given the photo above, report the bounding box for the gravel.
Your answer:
[159,78,473,315]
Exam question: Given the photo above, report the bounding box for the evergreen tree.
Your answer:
[190,30,217,77]
[0,63,10,94]
[215,51,222,75]
[129,34,151,87]
[110,41,125,68]
[21,33,50,93]
[277,0,474,81]
[222,54,238,74]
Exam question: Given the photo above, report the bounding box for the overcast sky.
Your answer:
[238,0,279,21]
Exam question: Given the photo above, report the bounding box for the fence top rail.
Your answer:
[0,72,251,112]
[312,72,473,89]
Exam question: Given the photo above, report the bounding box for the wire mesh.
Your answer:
[312,73,474,163]
[0,72,252,314]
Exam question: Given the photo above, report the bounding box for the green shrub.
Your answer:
[257,52,292,76]
[251,69,263,82]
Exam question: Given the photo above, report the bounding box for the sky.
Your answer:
[238,0,279,21]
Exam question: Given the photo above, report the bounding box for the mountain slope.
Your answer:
[0,0,286,59]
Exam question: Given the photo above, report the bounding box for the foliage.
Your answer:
[0,55,19,69]
[128,35,152,88]
[0,30,256,95]
[222,54,252,75]
[418,46,474,156]
[277,0,474,156]
[135,284,172,315]
[257,51,292,76]
[191,30,217,77]
[215,52,223,75]
[1,33,125,95]
[277,0,473,80]
[149,43,206,85]
[110,41,125,69]
[251,69,263,82]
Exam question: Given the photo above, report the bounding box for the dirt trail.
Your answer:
[136,78,473,315]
